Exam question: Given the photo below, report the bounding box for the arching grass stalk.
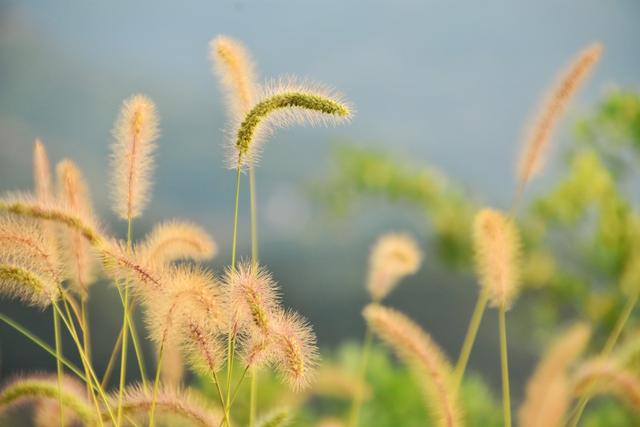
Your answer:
[348,326,373,427]
[53,308,65,427]
[453,288,489,391]
[499,305,512,427]
[566,289,639,427]
[0,313,86,380]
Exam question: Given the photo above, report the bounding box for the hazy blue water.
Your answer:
[1,0,639,392]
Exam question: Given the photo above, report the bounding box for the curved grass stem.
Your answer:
[453,288,489,391]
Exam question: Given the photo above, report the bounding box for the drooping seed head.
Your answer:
[138,220,217,265]
[367,232,422,302]
[224,262,280,335]
[228,77,352,169]
[573,359,640,409]
[110,94,160,220]
[109,384,223,426]
[0,216,61,307]
[363,304,461,427]
[210,35,257,118]
[517,43,603,194]
[473,208,521,309]
[271,309,319,391]
[56,159,97,296]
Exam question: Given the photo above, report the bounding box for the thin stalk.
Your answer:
[453,288,489,391]
[230,365,250,408]
[114,282,148,390]
[149,341,165,427]
[348,326,373,427]
[213,370,231,427]
[223,163,243,426]
[117,217,134,426]
[249,165,259,427]
[567,290,639,427]
[53,308,65,427]
[249,368,257,427]
[101,299,140,388]
[499,305,512,427]
[53,302,117,425]
[0,312,86,379]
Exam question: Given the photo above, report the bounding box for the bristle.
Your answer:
[108,384,222,426]
[210,35,257,119]
[56,159,97,296]
[271,309,319,391]
[0,373,93,425]
[472,208,521,309]
[110,94,160,220]
[519,323,591,427]
[0,216,61,307]
[224,262,280,335]
[227,76,353,169]
[517,43,603,192]
[33,139,53,204]
[573,359,640,408]
[138,220,217,265]
[367,232,422,302]
[32,374,90,427]
[182,319,226,374]
[363,304,461,427]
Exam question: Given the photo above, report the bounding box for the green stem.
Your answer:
[117,217,134,426]
[213,370,231,427]
[53,308,65,427]
[223,164,243,426]
[249,368,257,427]
[149,341,165,427]
[567,290,639,427]
[499,305,512,427]
[0,312,86,380]
[348,326,373,427]
[248,165,259,427]
[453,288,489,391]
[53,302,117,425]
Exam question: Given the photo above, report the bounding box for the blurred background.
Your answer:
[1,0,640,414]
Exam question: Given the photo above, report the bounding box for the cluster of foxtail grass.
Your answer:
[3,35,630,427]
[0,34,351,427]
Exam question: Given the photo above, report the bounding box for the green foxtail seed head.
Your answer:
[229,78,352,169]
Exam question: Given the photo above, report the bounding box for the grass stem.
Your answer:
[453,288,489,391]
[499,305,512,427]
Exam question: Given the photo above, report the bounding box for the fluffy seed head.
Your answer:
[519,323,591,427]
[367,232,422,302]
[517,43,603,192]
[224,262,280,334]
[0,216,61,307]
[363,304,461,427]
[573,359,640,409]
[57,159,97,295]
[0,373,93,425]
[138,220,217,265]
[110,94,160,220]
[109,384,222,426]
[256,407,291,427]
[228,77,352,169]
[271,309,319,391]
[210,35,257,118]
[473,208,521,309]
